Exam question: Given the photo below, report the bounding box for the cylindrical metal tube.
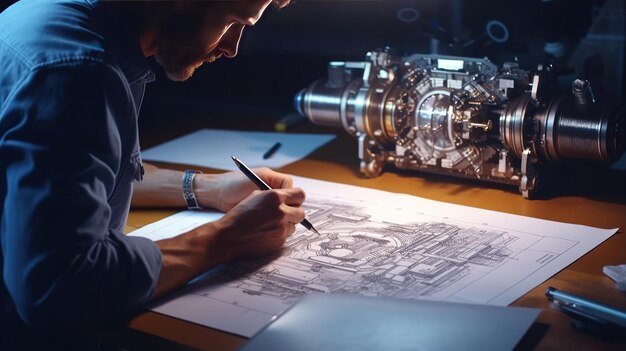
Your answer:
[537,97,624,162]
[499,94,535,159]
[295,80,344,128]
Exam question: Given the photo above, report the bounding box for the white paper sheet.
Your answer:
[130,176,617,337]
[140,129,336,171]
[239,294,540,351]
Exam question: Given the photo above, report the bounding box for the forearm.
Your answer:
[132,163,220,209]
[153,221,228,299]
[135,164,306,299]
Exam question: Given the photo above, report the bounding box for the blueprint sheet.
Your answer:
[130,176,617,337]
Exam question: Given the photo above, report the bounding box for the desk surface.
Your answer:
[126,120,626,350]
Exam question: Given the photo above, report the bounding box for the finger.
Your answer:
[229,238,286,261]
[250,214,300,235]
[246,230,289,251]
[274,188,306,206]
[254,189,304,208]
[255,168,293,189]
[285,222,297,237]
[280,204,306,225]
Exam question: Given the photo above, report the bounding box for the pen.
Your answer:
[231,156,320,235]
[546,287,626,329]
[263,142,281,159]
[274,113,306,132]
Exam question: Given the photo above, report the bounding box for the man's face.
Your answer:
[154,0,272,81]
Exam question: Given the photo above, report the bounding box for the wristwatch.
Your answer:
[182,170,203,210]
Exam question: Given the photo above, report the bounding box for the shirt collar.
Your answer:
[92,0,155,85]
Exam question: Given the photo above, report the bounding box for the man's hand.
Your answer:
[206,186,306,262]
[196,167,294,212]
[152,168,306,299]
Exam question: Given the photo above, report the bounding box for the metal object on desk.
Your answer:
[295,49,625,198]
[546,286,626,337]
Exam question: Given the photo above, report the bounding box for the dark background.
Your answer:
[137,0,624,130]
[0,0,623,131]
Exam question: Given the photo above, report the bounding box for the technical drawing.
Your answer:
[138,178,615,338]
[195,196,520,307]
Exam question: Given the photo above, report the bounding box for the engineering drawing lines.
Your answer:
[140,178,614,337]
[196,196,519,305]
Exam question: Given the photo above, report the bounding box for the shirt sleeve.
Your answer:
[1,62,162,327]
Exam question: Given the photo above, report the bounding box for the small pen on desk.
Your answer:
[274,113,306,132]
[231,156,320,234]
[263,142,281,159]
[546,287,626,329]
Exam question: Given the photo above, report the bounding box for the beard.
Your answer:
[155,50,221,82]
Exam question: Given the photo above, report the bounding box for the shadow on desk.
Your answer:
[97,326,198,351]
[515,323,550,351]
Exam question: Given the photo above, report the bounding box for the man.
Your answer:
[0,0,301,347]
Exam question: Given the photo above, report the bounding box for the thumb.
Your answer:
[256,168,293,189]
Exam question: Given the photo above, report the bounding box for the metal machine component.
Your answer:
[295,50,625,198]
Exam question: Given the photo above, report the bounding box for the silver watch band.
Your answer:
[182,170,202,210]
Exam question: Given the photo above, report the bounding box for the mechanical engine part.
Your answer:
[295,50,625,198]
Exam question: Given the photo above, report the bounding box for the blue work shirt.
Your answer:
[0,0,162,335]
